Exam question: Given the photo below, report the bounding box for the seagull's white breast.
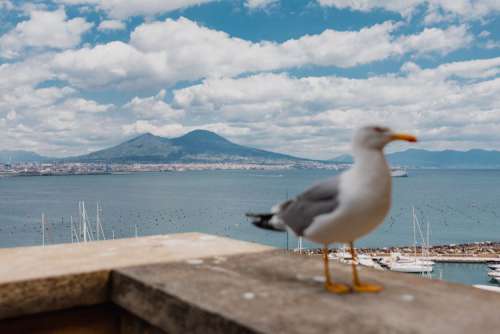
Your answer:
[303,151,392,244]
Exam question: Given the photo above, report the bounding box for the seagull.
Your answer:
[247,126,417,294]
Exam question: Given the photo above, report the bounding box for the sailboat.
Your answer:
[391,167,408,177]
[387,207,434,273]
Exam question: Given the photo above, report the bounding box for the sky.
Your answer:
[0,0,499,159]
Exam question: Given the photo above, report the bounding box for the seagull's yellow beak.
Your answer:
[390,133,417,142]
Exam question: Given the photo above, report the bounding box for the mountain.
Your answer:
[331,149,500,168]
[330,154,353,164]
[69,130,307,164]
[0,150,48,164]
[387,149,500,168]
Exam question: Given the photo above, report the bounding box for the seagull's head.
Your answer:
[353,126,417,151]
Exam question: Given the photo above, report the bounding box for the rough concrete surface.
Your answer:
[0,233,272,319]
[113,250,500,334]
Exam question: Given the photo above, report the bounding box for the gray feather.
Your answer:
[279,177,340,236]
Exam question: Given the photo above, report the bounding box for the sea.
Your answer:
[1,169,499,286]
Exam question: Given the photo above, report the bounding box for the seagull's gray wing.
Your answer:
[279,177,340,236]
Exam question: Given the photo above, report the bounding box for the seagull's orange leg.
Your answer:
[323,245,350,294]
[349,242,383,293]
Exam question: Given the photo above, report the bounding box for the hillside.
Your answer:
[0,150,48,164]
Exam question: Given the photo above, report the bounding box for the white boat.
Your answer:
[389,262,433,273]
[328,245,353,263]
[357,254,384,270]
[391,168,408,177]
[474,285,500,293]
[382,254,434,273]
[388,253,435,266]
[487,263,500,270]
[487,270,500,278]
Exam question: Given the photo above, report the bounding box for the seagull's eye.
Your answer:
[373,127,387,133]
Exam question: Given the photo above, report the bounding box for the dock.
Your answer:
[377,256,500,264]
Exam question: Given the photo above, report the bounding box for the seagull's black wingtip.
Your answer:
[246,212,283,232]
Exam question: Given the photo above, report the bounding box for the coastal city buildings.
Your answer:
[0,161,347,177]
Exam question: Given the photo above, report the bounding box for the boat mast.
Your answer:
[412,207,417,258]
[96,202,99,241]
[41,213,45,247]
[78,201,83,240]
[96,202,105,240]
[83,202,87,243]
[426,219,430,258]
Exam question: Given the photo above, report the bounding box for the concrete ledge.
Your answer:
[0,233,272,319]
[2,234,500,333]
[113,250,500,334]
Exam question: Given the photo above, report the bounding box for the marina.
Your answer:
[308,242,500,264]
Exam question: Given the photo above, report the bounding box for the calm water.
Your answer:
[1,169,499,286]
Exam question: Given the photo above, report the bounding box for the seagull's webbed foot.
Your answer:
[349,241,383,293]
[352,282,383,293]
[325,282,351,294]
[322,244,352,294]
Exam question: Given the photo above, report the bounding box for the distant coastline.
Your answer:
[0,161,346,177]
[4,162,500,178]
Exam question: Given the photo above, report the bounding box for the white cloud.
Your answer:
[124,90,184,120]
[49,17,470,90]
[122,121,187,138]
[6,110,16,120]
[245,0,278,10]
[397,25,473,56]
[97,19,126,31]
[485,40,500,50]
[0,91,120,155]
[51,41,153,89]
[0,54,124,155]
[317,0,421,18]
[0,8,93,59]
[405,57,500,80]
[61,98,114,113]
[58,0,215,19]
[479,30,491,38]
[0,0,14,10]
[317,0,500,23]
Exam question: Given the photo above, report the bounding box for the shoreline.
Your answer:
[302,241,500,261]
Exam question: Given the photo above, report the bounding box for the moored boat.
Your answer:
[389,262,434,273]
[487,270,500,278]
[487,263,500,270]
[474,284,500,292]
[391,168,408,177]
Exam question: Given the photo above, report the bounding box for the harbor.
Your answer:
[321,241,500,263]
[295,241,500,290]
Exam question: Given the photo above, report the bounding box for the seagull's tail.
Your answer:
[246,213,285,232]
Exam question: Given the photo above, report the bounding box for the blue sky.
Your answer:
[1,0,500,159]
